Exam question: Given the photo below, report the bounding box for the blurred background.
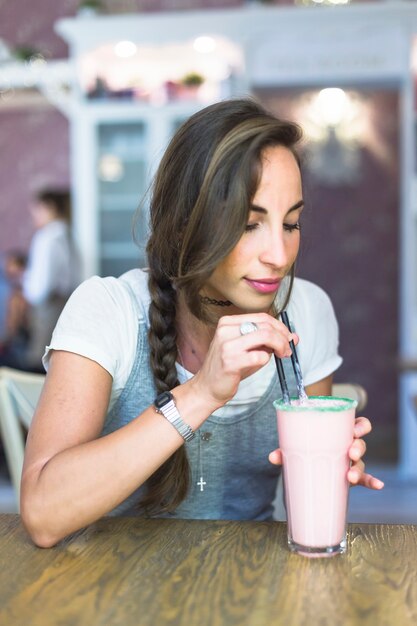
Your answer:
[0,0,417,520]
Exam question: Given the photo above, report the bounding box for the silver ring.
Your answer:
[239,321,258,336]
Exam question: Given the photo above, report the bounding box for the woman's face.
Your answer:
[203,145,303,314]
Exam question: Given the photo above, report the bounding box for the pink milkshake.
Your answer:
[274,396,356,557]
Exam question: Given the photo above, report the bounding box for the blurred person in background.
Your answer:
[0,250,29,368]
[23,189,81,372]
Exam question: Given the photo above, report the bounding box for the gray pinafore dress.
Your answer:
[101,315,298,520]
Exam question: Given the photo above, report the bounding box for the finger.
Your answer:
[347,460,365,485]
[218,321,294,343]
[360,473,385,489]
[349,438,366,462]
[218,313,298,343]
[217,347,272,377]
[354,416,372,438]
[355,472,385,490]
[268,449,283,465]
[291,332,299,346]
[222,329,294,361]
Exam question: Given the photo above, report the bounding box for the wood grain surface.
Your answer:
[0,515,416,626]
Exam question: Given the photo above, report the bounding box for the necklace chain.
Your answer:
[177,319,214,493]
[197,432,206,492]
[177,345,208,493]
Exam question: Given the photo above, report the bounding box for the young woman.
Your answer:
[21,99,383,547]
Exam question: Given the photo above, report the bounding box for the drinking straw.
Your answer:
[281,310,308,401]
[274,355,291,404]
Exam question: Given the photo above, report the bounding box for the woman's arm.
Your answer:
[304,374,332,397]
[21,312,296,547]
[21,350,218,548]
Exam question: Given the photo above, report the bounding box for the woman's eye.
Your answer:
[283,222,300,233]
[245,223,259,232]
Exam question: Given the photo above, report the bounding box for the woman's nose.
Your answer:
[259,231,289,268]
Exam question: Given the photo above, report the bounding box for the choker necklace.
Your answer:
[199,295,232,307]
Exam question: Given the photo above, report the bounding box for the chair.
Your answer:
[332,383,367,413]
[0,367,45,508]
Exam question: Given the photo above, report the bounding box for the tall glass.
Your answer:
[274,396,357,557]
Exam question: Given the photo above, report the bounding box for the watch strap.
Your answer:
[154,391,195,442]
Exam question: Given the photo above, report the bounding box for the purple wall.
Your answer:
[0,0,78,59]
[0,108,70,252]
[0,0,79,256]
[256,87,400,462]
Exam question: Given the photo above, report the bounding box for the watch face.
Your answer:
[154,390,173,409]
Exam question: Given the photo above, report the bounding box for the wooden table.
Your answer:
[1,515,416,626]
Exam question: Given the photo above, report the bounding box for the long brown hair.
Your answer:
[142,98,302,514]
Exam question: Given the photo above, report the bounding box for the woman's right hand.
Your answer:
[192,312,298,409]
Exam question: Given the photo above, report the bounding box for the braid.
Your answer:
[148,273,179,394]
[139,262,191,514]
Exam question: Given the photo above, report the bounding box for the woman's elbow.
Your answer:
[21,517,60,548]
[20,490,61,548]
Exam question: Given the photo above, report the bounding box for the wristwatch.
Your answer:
[154,391,195,442]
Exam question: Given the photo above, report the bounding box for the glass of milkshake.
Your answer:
[274,396,357,557]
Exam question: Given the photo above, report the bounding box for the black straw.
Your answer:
[274,355,291,404]
[281,310,307,400]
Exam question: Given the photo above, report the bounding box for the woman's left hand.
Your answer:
[345,416,384,489]
[269,415,385,490]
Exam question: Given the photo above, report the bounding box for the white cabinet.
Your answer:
[57,11,244,278]
[97,119,147,276]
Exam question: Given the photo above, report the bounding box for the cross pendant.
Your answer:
[197,476,206,492]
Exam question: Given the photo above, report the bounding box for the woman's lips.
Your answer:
[244,278,281,294]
